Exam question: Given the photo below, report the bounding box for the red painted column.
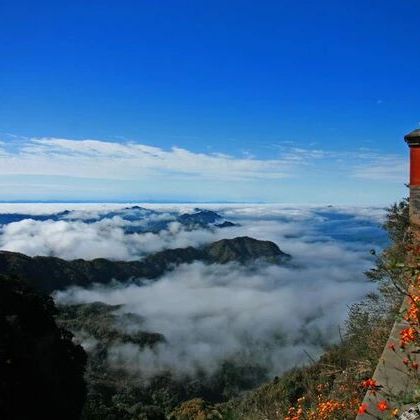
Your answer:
[405,129,420,237]
[410,147,420,186]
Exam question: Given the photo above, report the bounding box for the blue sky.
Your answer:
[0,0,418,203]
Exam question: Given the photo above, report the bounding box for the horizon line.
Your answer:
[0,200,392,207]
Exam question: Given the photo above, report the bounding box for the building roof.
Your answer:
[405,129,420,146]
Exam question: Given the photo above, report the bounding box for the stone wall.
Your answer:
[410,186,420,235]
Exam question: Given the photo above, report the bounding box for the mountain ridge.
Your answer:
[0,236,291,293]
[0,207,239,234]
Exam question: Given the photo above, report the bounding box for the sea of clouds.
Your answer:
[0,203,389,379]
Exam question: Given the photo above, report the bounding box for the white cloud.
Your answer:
[0,136,407,182]
[0,217,216,260]
[351,155,407,182]
[0,137,408,203]
[55,256,375,379]
[3,137,295,181]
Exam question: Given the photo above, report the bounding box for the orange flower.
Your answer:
[400,327,417,345]
[357,403,368,414]
[376,400,389,412]
[405,302,419,322]
[361,378,378,389]
[387,342,395,351]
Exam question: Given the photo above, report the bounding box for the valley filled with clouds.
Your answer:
[0,203,388,380]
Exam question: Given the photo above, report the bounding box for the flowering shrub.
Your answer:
[285,395,354,420]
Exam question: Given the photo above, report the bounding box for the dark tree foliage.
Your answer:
[55,302,269,419]
[382,198,410,244]
[0,275,87,420]
[366,198,410,300]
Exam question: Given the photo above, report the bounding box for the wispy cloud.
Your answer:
[0,137,407,203]
[351,155,407,182]
[8,137,295,181]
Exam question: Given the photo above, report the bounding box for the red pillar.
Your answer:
[410,147,420,186]
[405,129,420,237]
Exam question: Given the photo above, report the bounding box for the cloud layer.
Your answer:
[12,203,384,381]
[55,253,375,379]
[0,204,388,260]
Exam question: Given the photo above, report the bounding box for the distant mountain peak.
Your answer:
[0,207,238,233]
[177,209,223,226]
[205,236,291,264]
